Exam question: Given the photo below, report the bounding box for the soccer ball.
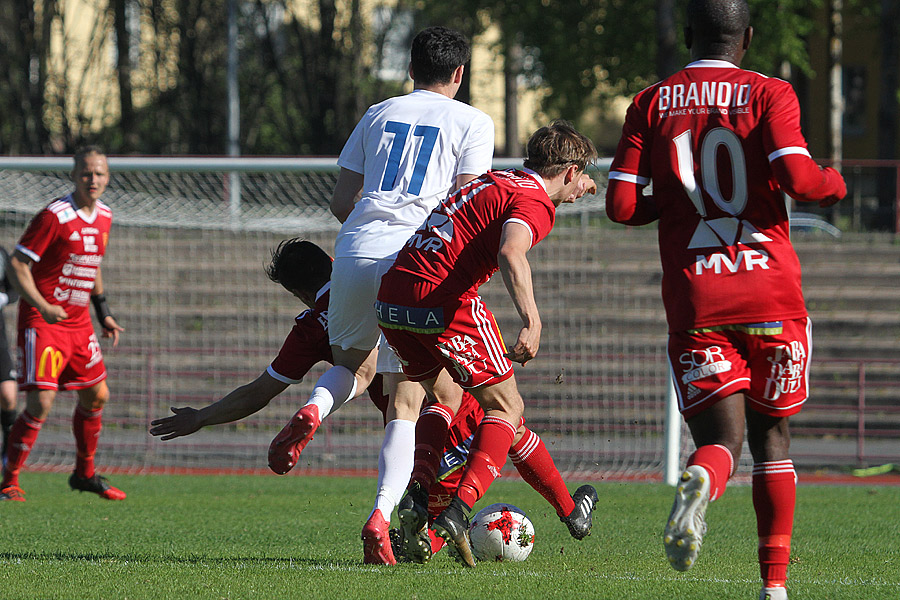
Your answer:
[469,503,535,562]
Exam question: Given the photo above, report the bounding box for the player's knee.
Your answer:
[80,385,109,410]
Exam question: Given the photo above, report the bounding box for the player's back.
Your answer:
[639,60,797,228]
[623,60,808,330]
[335,89,494,259]
[392,169,555,298]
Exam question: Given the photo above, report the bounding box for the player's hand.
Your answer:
[504,325,541,365]
[566,173,598,202]
[818,167,847,207]
[149,407,202,441]
[100,316,125,347]
[40,304,68,324]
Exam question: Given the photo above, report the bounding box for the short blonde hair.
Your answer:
[523,120,597,178]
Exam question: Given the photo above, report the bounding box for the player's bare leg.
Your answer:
[69,382,125,500]
[665,394,744,571]
[747,410,793,600]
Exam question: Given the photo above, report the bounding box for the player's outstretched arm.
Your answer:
[149,371,289,440]
[498,222,541,364]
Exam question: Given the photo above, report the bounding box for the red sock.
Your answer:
[753,460,796,588]
[73,405,103,479]
[456,415,516,508]
[428,528,445,554]
[410,403,453,489]
[687,444,734,501]
[2,411,45,488]
[509,427,575,518]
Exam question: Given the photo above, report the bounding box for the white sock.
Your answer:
[370,419,416,522]
[306,365,358,419]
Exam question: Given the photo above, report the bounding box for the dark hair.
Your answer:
[73,145,106,170]
[409,26,471,86]
[265,238,332,295]
[523,120,598,178]
[687,0,750,52]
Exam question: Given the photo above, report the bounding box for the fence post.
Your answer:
[856,361,866,465]
[146,351,156,462]
[664,369,682,485]
[895,164,900,235]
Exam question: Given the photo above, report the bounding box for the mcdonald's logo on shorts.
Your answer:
[38,346,64,379]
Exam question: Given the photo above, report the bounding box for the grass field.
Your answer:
[1,472,898,600]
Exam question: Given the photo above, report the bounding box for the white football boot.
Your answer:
[759,586,788,600]
[663,464,710,571]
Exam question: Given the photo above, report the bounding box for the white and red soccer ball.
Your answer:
[469,503,535,562]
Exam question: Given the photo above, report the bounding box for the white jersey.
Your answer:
[335,89,494,259]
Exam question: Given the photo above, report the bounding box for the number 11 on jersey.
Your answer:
[381,121,440,196]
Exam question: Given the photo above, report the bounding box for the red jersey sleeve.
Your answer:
[762,80,846,202]
[760,79,808,158]
[505,194,556,248]
[611,91,656,182]
[17,207,60,261]
[267,308,331,383]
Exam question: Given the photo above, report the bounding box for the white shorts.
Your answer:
[375,337,404,374]
[328,256,394,352]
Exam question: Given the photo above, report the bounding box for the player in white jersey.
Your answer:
[265,26,495,564]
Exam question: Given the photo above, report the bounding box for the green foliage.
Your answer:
[417,0,837,129]
[1,472,899,599]
[743,0,821,77]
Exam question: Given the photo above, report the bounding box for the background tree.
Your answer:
[0,0,52,153]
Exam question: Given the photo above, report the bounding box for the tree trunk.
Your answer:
[828,0,843,223]
[655,0,679,79]
[113,0,137,150]
[877,0,900,231]
[503,38,522,157]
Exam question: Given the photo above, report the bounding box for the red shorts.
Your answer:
[377,292,513,389]
[17,324,107,391]
[667,318,811,419]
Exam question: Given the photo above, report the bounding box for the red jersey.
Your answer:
[389,169,556,301]
[16,195,112,330]
[267,284,388,416]
[609,60,810,331]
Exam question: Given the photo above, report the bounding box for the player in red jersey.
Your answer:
[149,239,389,442]
[376,121,598,566]
[149,238,596,562]
[1,146,127,502]
[605,2,846,598]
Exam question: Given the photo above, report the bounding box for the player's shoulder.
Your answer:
[42,195,79,225]
[95,199,113,218]
[378,90,490,122]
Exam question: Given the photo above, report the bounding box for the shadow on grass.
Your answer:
[0,551,364,568]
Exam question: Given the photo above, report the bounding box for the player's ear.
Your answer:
[408,63,414,81]
[453,64,464,84]
[743,26,753,51]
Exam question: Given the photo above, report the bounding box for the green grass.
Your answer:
[1,473,898,599]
